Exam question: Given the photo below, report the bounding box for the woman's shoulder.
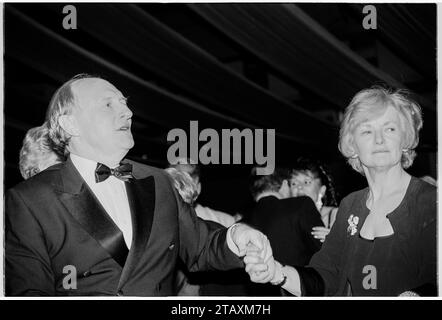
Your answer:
[411,176,436,196]
[331,188,368,226]
[408,176,437,225]
[339,187,368,208]
[406,176,437,207]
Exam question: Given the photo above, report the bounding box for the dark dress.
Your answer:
[300,176,437,296]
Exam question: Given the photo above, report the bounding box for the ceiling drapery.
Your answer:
[190,3,434,111]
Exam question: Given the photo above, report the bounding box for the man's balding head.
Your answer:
[46,74,98,156]
[46,74,134,166]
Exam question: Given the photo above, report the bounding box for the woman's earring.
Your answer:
[402,149,409,153]
[350,153,358,159]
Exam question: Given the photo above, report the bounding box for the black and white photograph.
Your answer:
[1,1,438,302]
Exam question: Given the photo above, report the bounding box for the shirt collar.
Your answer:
[70,153,100,186]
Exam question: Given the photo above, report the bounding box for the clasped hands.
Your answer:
[230,224,279,284]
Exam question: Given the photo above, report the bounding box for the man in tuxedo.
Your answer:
[243,167,323,295]
[5,74,271,296]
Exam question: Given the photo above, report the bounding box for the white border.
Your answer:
[0,0,440,301]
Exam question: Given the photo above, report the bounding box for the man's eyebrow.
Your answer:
[357,122,371,128]
[100,93,127,101]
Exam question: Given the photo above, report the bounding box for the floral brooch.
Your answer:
[347,214,360,236]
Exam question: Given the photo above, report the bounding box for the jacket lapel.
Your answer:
[118,175,155,288]
[55,158,129,268]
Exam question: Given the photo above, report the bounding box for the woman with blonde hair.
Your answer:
[19,124,64,180]
[245,87,437,296]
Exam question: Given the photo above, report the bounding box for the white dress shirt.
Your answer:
[70,154,133,249]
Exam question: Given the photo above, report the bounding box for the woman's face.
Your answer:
[290,171,325,203]
[352,105,404,171]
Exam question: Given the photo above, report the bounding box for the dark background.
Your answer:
[3,3,437,217]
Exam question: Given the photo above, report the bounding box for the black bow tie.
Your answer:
[95,163,134,183]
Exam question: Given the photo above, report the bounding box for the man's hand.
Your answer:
[230,223,272,262]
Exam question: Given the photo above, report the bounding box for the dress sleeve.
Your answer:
[411,186,437,296]
[306,194,354,295]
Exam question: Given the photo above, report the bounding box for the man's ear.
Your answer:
[58,114,79,137]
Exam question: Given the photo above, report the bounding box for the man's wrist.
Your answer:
[226,223,241,256]
[230,223,240,239]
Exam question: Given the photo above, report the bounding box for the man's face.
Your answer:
[71,78,134,161]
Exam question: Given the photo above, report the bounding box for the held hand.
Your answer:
[243,251,276,283]
[311,226,330,243]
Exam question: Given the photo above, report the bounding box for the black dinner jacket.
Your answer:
[246,195,323,268]
[5,157,242,296]
[244,195,324,295]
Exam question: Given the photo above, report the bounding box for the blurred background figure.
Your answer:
[164,167,199,205]
[19,123,64,180]
[290,157,339,242]
[243,166,323,295]
[169,159,240,227]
